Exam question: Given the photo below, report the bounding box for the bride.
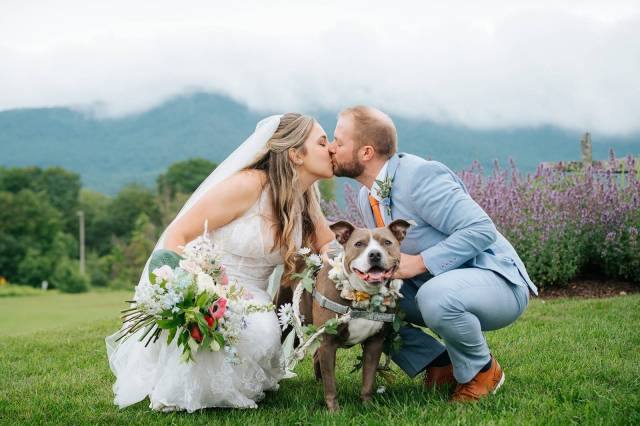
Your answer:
[105,113,335,412]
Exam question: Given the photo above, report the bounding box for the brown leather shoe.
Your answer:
[450,357,505,403]
[423,363,456,389]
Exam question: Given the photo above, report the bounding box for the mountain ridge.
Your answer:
[1,92,638,195]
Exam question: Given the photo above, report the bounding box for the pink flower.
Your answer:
[179,259,201,275]
[219,272,229,286]
[208,297,227,320]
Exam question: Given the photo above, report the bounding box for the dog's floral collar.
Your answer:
[327,252,403,313]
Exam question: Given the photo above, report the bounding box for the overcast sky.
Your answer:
[1,1,639,135]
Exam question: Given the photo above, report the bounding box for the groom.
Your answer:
[328,106,538,403]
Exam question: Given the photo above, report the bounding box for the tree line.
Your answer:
[0,158,217,292]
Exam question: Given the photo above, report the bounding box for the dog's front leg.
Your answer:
[360,332,385,403]
[318,338,340,412]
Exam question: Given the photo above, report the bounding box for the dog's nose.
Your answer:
[368,250,382,263]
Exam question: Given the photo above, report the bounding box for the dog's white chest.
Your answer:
[345,318,384,346]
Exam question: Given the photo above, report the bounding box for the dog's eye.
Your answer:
[354,241,365,248]
[384,239,393,246]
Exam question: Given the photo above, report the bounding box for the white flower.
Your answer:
[152,265,174,282]
[210,339,221,352]
[328,268,340,281]
[308,254,322,267]
[277,303,293,331]
[196,272,216,295]
[297,247,311,256]
[188,335,199,352]
[327,253,346,280]
[179,259,201,275]
[376,386,386,394]
[389,279,403,297]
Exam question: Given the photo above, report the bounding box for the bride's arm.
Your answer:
[164,170,266,255]
[311,213,338,261]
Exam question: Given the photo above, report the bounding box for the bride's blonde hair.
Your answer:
[246,113,324,285]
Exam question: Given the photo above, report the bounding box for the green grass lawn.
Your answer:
[0,290,131,337]
[1,292,639,425]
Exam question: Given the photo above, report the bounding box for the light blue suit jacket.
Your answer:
[358,153,538,295]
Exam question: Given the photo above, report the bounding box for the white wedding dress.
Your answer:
[105,187,297,412]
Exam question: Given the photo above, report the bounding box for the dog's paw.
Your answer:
[326,401,340,413]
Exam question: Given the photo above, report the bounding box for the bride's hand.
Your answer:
[319,239,341,265]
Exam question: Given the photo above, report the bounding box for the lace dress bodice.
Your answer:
[207,187,300,300]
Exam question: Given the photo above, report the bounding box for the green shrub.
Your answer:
[601,225,640,282]
[51,258,90,293]
[86,252,111,287]
[16,248,53,287]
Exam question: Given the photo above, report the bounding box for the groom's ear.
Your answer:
[329,221,356,245]
[359,145,376,161]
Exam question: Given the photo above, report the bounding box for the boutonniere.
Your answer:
[374,175,393,216]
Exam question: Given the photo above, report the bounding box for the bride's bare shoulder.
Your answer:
[235,169,267,185]
[229,169,266,189]
[215,169,266,202]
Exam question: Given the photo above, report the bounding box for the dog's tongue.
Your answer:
[367,270,385,282]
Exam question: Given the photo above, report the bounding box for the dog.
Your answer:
[311,219,411,412]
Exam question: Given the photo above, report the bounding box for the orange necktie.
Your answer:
[368,194,385,227]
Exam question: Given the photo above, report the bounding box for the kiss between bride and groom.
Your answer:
[105,106,538,412]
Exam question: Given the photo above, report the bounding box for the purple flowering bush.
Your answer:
[322,152,640,287]
[462,152,639,286]
[321,183,366,228]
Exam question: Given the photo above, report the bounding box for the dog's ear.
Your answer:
[329,221,356,245]
[388,219,412,243]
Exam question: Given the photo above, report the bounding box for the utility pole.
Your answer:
[77,210,85,275]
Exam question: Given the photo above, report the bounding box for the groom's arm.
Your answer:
[409,161,497,277]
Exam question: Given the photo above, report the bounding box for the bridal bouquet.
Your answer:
[117,228,274,363]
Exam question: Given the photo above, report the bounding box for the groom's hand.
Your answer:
[394,253,428,280]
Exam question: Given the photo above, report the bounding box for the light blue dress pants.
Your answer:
[391,268,530,383]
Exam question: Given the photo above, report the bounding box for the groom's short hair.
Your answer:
[339,106,397,159]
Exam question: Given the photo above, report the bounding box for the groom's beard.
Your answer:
[332,157,364,178]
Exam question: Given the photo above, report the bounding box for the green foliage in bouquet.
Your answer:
[148,249,183,275]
